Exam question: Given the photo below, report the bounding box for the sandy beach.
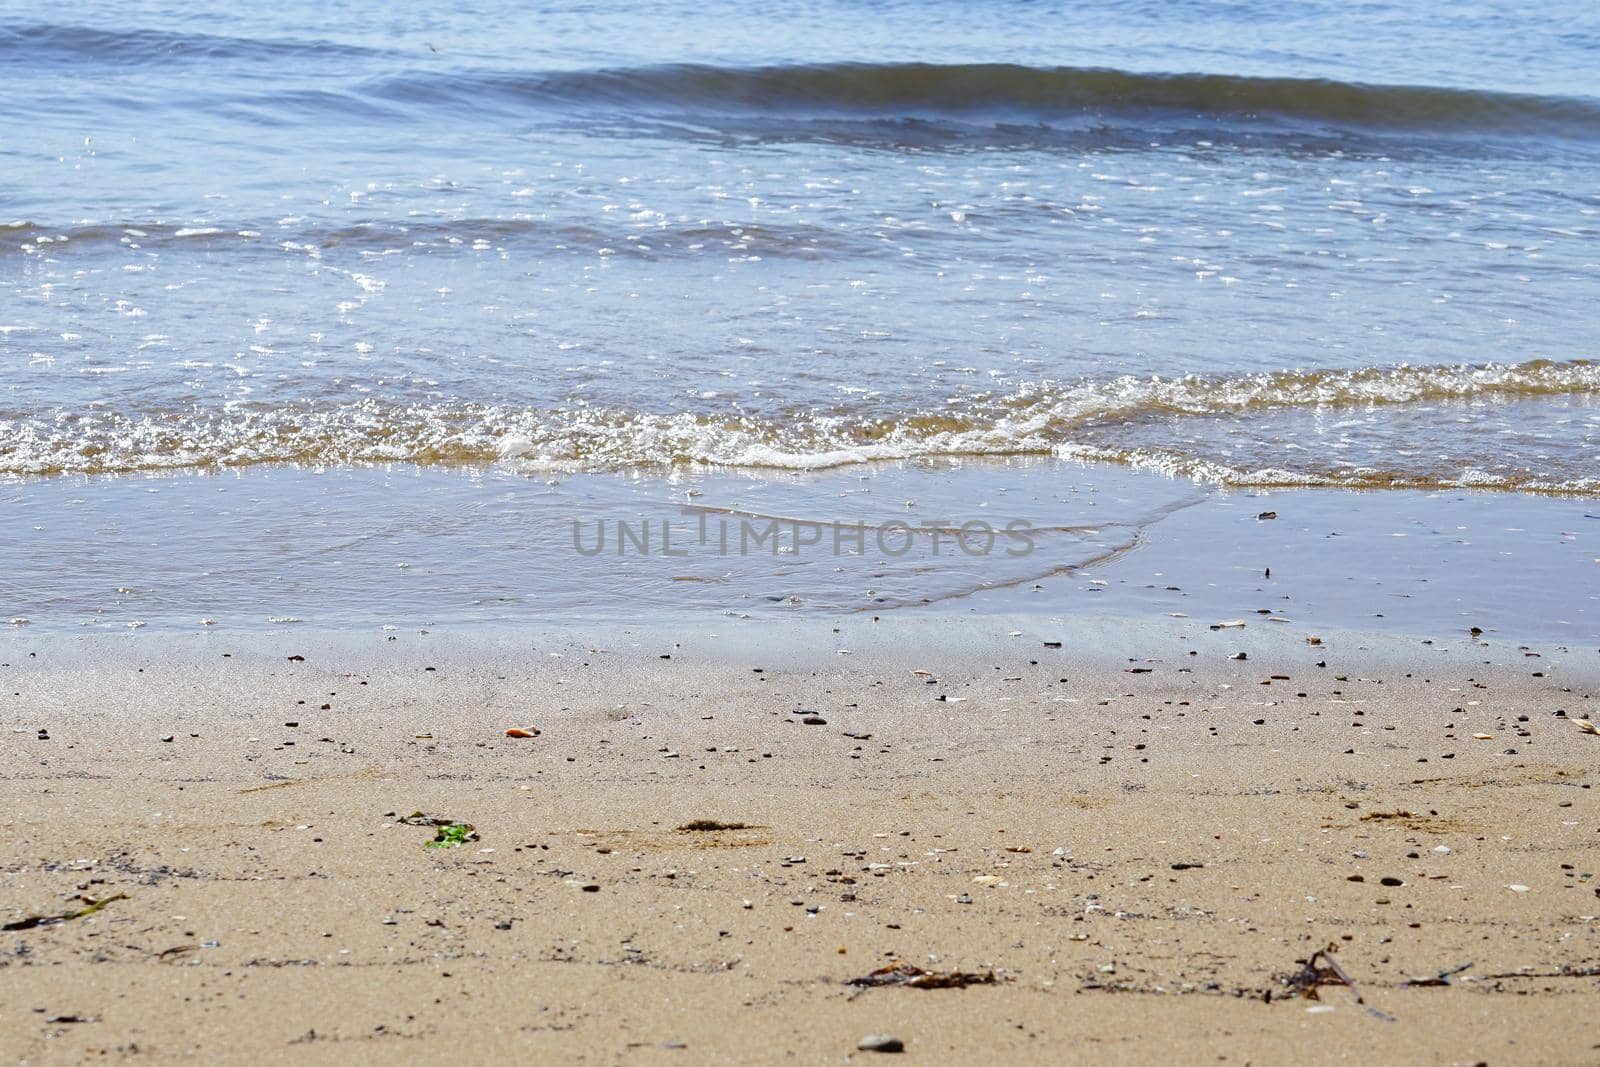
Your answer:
[8,0,1600,1062]
[4,619,1596,1064]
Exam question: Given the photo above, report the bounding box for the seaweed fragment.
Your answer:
[3,892,128,932]
[847,963,1000,990]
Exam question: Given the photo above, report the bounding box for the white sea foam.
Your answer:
[1,359,1595,492]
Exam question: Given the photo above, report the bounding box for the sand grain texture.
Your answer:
[2,625,1597,1063]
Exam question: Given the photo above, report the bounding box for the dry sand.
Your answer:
[2,619,1598,1064]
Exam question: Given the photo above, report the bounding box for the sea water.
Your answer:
[2,1,1597,635]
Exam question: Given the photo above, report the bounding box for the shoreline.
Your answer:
[4,617,1597,1062]
[4,459,1598,642]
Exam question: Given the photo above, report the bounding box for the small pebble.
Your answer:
[857,1034,904,1053]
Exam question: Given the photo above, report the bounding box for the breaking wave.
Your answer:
[2,358,1596,493]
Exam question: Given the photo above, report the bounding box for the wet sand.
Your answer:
[3,619,1598,1064]
[8,462,1597,640]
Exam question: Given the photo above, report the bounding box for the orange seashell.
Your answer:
[505,727,540,738]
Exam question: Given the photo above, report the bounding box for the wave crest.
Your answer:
[1,359,1595,493]
[363,62,1600,139]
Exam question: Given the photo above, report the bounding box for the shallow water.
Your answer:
[3,1,1597,631]
[1,461,1594,642]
